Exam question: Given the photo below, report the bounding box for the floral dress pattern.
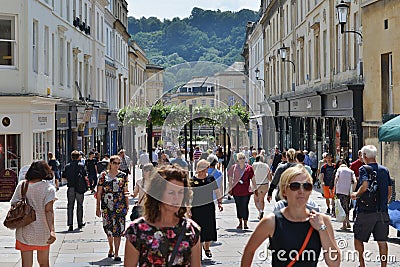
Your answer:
[125,217,201,266]
[98,171,128,237]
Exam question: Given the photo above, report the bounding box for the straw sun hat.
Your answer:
[196,159,210,173]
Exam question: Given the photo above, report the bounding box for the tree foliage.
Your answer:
[119,103,249,128]
[128,8,259,68]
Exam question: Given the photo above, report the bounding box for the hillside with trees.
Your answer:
[128,7,260,68]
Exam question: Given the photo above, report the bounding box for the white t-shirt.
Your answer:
[11,180,56,246]
[335,166,356,195]
[252,162,270,185]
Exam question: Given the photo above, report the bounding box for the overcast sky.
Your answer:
[127,0,261,19]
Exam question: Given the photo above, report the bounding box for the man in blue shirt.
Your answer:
[207,154,222,200]
[351,145,392,267]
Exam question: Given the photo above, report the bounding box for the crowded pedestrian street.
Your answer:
[0,166,398,266]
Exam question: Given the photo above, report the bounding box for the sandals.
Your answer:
[203,248,212,258]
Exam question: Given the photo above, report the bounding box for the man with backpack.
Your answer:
[351,145,393,267]
[62,150,88,232]
[319,153,335,215]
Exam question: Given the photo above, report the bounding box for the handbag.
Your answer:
[3,181,36,230]
[130,193,145,221]
[287,226,313,267]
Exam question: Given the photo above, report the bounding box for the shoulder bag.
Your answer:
[287,226,314,267]
[167,220,187,267]
[3,181,36,229]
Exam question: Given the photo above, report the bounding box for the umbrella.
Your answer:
[388,201,400,231]
[378,115,400,142]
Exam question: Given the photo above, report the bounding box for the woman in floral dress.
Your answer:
[124,165,201,267]
[96,155,129,262]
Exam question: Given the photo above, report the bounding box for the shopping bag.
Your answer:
[335,198,346,222]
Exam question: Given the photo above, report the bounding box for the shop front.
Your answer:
[289,95,322,153]
[0,97,57,176]
[321,85,363,162]
[94,108,108,157]
[56,103,70,170]
[108,112,119,156]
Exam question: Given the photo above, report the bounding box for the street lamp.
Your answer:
[278,44,295,73]
[336,0,363,39]
[255,67,265,83]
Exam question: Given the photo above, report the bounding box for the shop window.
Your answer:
[0,134,21,175]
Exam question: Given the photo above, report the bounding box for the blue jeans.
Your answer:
[233,195,251,220]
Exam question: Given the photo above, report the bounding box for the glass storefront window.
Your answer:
[0,134,20,174]
[33,132,47,160]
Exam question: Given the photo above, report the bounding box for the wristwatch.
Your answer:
[318,224,327,231]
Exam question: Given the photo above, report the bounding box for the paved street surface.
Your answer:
[0,166,399,266]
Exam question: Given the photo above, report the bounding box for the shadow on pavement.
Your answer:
[90,257,122,266]
[201,258,219,266]
[388,237,400,245]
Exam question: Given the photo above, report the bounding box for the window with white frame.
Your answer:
[33,132,47,160]
[0,16,16,66]
[228,95,235,106]
[201,99,206,106]
[210,99,214,107]
[59,37,64,85]
[67,42,70,87]
[52,33,55,84]
[66,0,70,21]
[44,26,49,75]
[33,20,38,73]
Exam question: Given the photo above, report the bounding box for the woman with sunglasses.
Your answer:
[241,164,340,267]
[96,155,129,262]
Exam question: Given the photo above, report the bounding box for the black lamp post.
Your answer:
[255,67,265,84]
[279,44,296,73]
[336,0,363,39]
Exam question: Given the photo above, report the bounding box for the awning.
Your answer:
[378,115,400,142]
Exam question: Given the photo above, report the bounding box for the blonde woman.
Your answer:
[241,165,340,267]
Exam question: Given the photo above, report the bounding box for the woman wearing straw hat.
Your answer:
[190,159,223,258]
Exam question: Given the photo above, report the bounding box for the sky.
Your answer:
[127,0,261,19]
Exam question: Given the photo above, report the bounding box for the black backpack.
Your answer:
[357,165,379,212]
[75,166,88,194]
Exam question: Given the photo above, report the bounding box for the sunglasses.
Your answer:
[112,161,121,165]
[288,182,313,192]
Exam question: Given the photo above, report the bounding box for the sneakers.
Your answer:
[68,225,73,232]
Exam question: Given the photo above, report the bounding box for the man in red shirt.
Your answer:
[349,150,363,220]
[350,150,364,179]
